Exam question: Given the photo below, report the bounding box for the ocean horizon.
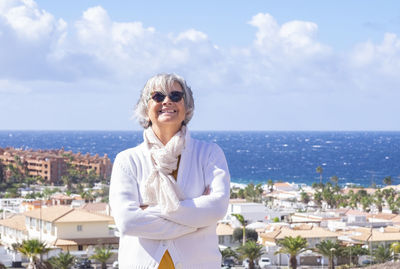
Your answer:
[1,130,399,188]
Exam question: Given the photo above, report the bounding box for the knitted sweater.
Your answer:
[109,130,230,269]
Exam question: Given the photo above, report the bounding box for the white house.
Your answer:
[225,201,268,224]
[0,205,118,253]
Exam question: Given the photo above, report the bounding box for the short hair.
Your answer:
[134,73,195,128]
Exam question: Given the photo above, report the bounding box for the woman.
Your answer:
[109,73,230,269]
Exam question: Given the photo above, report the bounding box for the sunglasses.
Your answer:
[151,91,184,103]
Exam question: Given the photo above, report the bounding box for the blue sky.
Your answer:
[1,0,400,130]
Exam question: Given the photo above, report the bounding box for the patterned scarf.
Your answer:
[141,126,186,213]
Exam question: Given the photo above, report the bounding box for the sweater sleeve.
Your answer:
[154,144,230,228]
[109,152,197,240]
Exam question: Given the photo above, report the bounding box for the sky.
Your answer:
[1,0,400,131]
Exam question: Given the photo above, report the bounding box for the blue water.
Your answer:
[0,131,399,187]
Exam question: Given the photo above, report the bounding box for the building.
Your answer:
[259,224,339,266]
[0,147,112,183]
[225,201,268,224]
[0,205,118,252]
[216,222,238,249]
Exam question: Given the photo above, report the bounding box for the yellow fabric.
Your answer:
[159,250,175,269]
[171,155,181,180]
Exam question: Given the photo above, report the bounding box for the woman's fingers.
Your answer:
[203,185,211,195]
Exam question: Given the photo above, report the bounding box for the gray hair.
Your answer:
[134,73,195,128]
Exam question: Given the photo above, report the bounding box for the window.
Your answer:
[77,225,83,232]
[78,245,83,251]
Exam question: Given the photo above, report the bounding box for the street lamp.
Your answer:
[348,243,354,267]
[330,248,336,269]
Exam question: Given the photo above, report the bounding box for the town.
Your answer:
[1,147,400,268]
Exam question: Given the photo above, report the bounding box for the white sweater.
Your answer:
[109,131,230,269]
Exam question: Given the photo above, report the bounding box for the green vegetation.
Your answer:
[275,236,308,269]
[237,240,265,269]
[48,252,75,269]
[17,239,50,269]
[230,183,263,202]
[90,246,113,269]
[232,213,247,245]
[316,166,323,184]
[314,240,342,269]
[233,228,258,244]
[373,244,392,264]
[220,247,238,260]
[341,244,368,265]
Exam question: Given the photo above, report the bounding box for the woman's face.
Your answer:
[147,81,186,132]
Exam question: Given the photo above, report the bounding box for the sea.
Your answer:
[0,131,400,187]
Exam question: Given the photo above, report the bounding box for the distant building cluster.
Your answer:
[0,147,112,183]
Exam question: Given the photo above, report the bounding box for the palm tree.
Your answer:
[300,191,310,204]
[383,176,392,186]
[342,244,368,265]
[374,190,384,212]
[275,236,308,269]
[233,228,258,243]
[330,175,339,186]
[237,240,265,269]
[314,240,342,269]
[360,196,372,212]
[90,246,113,269]
[220,247,238,260]
[232,213,246,245]
[373,244,392,264]
[267,179,274,192]
[314,191,323,207]
[48,251,75,269]
[243,183,263,202]
[81,190,95,203]
[316,166,323,184]
[17,239,50,269]
[382,188,396,201]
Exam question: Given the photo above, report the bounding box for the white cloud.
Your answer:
[349,33,400,92]
[0,1,400,130]
[0,2,396,98]
[0,79,30,93]
[248,13,330,58]
[175,29,208,42]
[0,0,67,81]
[0,0,65,42]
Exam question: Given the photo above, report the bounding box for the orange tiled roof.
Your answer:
[0,214,27,232]
[80,202,108,212]
[216,223,234,236]
[23,205,73,222]
[23,205,113,223]
[369,213,397,220]
[276,226,338,239]
[55,209,113,223]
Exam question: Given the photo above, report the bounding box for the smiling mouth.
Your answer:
[159,109,176,114]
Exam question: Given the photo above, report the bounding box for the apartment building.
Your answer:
[0,147,112,183]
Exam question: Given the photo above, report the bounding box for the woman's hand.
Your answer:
[203,185,211,195]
